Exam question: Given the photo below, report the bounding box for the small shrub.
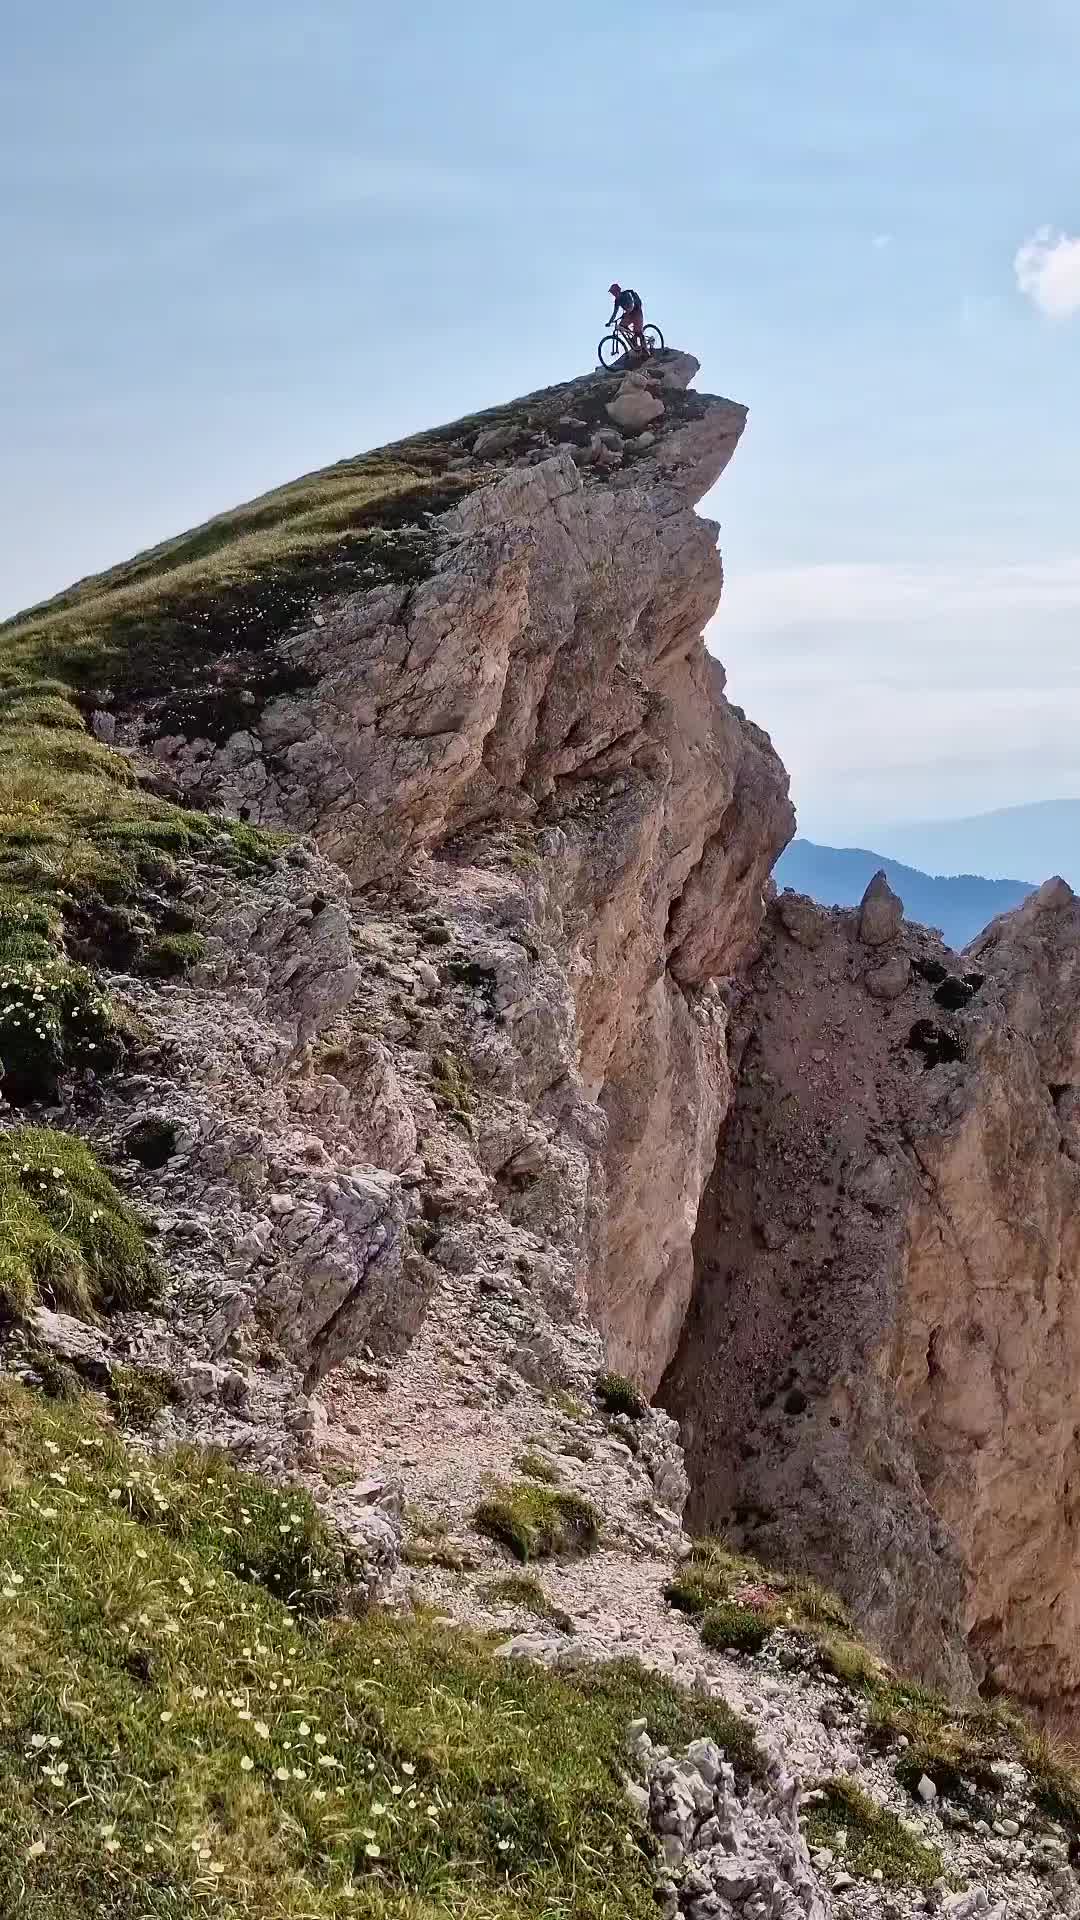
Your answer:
[124,1116,178,1169]
[430,1048,474,1117]
[1027,1734,1080,1836]
[700,1602,775,1654]
[474,1481,600,1563]
[30,1352,85,1401]
[664,1541,750,1617]
[0,1127,160,1322]
[107,1364,178,1432]
[669,1541,862,1678]
[506,830,542,875]
[482,1574,574,1633]
[0,951,121,1103]
[787,1574,853,1630]
[596,1371,646,1418]
[516,1450,561,1485]
[136,932,207,978]
[665,1569,724,1618]
[803,1778,945,1888]
[549,1391,587,1419]
[814,1630,890,1691]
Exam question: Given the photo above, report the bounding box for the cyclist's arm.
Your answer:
[607,302,620,326]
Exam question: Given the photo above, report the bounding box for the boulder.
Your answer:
[777,893,823,949]
[858,871,903,946]
[28,1306,110,1380]
[865,954,910,1000]
[472,423,518,458]
[606,386,666,434]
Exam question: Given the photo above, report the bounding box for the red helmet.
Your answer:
[608,282,621,295]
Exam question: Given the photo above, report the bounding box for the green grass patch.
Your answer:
[481,1575,575,1635]
[136,932,208,979]
[595,1372,646,1419]
[0,709,279,969]
[106,1364,179,1433]
[548,1392,587,1420]
[814,1629,891,1690]
[0,1376,755,1917]
[1025,1728,1080,1835]
[669,1540,898,1678]
[667,1540,860,1667]
[803,1778,945,1888]
[430,1049,474,1119]
[473,1483,600,1564]
[0,1126,160,1322]
[0,941,122,1103]
[700,1603,774,1655]
[515,1451,561,1486]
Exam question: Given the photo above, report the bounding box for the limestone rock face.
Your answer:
[140,353,793,1390]
[663,881,1080,1707]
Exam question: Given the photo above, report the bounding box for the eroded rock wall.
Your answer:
[663,876,1080,1708]
[138,354,793,1388]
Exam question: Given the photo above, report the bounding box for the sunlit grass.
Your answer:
[0,1379,756,1917]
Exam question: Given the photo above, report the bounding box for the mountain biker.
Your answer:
[606,282,648,354]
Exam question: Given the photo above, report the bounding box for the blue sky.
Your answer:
[3,0,1078,838]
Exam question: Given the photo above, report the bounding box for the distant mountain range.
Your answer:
[859,799,1080,893]
[775,839,1035,949]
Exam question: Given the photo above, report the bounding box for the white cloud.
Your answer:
[706,558,1080,830]
[1014,227,1080,319]
[871,233,892,250]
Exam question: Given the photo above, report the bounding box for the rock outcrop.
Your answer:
[663,874,1080,1709]
[133,352,792,1388]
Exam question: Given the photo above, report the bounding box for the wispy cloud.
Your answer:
[709,556,1080,829]
[719,558,1080,632]
[1014,228,1080,319]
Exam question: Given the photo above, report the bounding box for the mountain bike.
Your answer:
[597,322,665,370]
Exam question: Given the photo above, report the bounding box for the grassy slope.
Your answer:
[0,363,672,978]
[0,364,662,701]
[0,1378,754,1920]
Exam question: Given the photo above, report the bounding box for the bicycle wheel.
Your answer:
[597,331,625,369]
[642,324,664,353]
